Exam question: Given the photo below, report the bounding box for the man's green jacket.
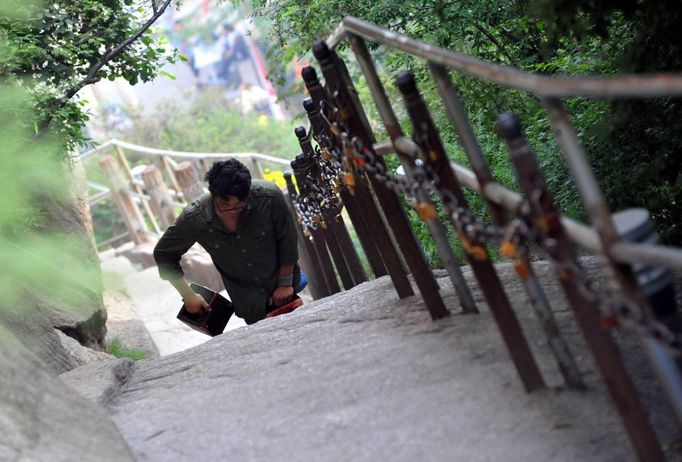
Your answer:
[154,180,300,324]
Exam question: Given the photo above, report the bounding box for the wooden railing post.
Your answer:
[291,158,342,295]
[372,61,544,392]
[497,112,665,461]
[113,145,161,234]
[142,164,177,230]
[311,42,449,319]
[423,66,584,389]
[161,156,184,203]
[99,155,150,245]
[295,126,368,287]
[250,157,265,179]
[174,161,205,203]
[302,96,388,281]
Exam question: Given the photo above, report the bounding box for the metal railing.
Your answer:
[284,16,682,462]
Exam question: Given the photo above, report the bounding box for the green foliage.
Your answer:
[0,82,97,308]
[0,0,176,329]
[250,0,682,264]
[0,0,178,156]
[122,90,301,159]
[106,337,146,361]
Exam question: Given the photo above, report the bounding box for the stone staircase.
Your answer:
[100,253,246,357]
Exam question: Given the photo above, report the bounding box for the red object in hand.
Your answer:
[266,296,304,318]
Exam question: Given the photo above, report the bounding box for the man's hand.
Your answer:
[269,286,294,308]
[184,292,210,314]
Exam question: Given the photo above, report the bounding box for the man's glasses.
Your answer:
[213,198,248,213]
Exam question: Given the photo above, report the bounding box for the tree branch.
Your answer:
[72,28,107,47]
[64,0,172,100]
[473,23,515,64]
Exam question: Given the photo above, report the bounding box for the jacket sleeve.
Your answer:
[153,208,199,281]
[271,186,298,267]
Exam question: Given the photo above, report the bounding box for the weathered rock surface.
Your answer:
[56,329,114,367]
[60,358,135,406]
[35,159,108,348]
[0,326,134,462]
[96,257,681,462]
[0,290,79,374]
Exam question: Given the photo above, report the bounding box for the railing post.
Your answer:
[497,112,665,462]
[387,68,545,392]
[291,159,342,295]
[99,155,150,245]
[284,172,329,300]
[427,64,584,389]
[303,77,413,299]
[142,164,177,230]
[250,157,264,179]
[302,95,388,280]
[292,153,356,290]
[161,156,185,203]
[113,145,161,234]
[197,158,209,176]
[295,125,368,287]
[312,40,450,319]
[347,36,477,316]
[174,161,205,203]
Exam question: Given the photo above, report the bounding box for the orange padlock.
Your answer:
[343,172,356,187]
[500,241,518,258]
[415,202,437,221]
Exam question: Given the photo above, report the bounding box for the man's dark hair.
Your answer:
[205,159,251,200]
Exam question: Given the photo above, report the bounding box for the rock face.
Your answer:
[60,358,135,406]
[34,159,108,349]
[56,330,114,367]
[0,326,134,462]
[0,289,79,374]
[92,258,680,462]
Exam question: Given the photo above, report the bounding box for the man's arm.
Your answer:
[269,264,294,307]
[154,208,208,313]
[170,277,210,314]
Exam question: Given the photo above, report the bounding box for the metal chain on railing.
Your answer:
[299,112,682,356]
[503,196,682,356]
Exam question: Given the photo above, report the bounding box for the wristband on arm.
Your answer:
[278,274,294,287]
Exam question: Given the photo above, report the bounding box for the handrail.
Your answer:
[329,16,682,98]
[79,138,291,166]
[379,138,682,270]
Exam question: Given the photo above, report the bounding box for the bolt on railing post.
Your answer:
[142,164,177,230]
[348,34,477,315]
[496,112,665,462]
[99,155,150,245]
[429,63,584,389]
